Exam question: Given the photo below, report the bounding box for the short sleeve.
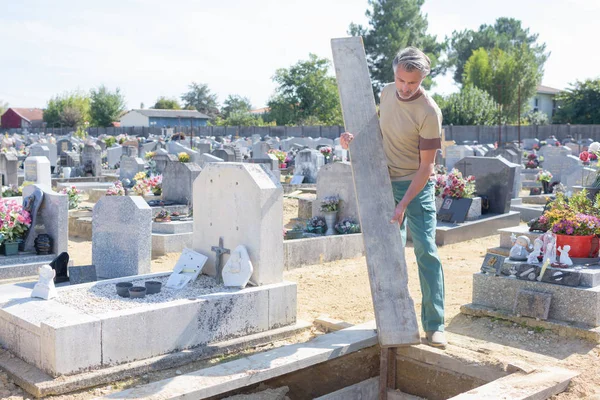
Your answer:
[419,110,442,150]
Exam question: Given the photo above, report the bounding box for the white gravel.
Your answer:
[55,275,237,315]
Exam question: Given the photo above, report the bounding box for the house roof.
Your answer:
[10,108,44,122]
[250,107,270,114]
[537,85,561,95]
[129,109,209,119]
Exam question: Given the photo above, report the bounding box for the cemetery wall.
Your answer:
[444,124,600,144]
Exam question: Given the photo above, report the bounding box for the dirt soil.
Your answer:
[1,198,600,399]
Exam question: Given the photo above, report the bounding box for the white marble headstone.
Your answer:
[222,245,253,288]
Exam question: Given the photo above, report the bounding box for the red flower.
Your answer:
[591,153,598,161]
[580,151,590,162]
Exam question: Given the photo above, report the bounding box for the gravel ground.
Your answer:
[55,275,237,315]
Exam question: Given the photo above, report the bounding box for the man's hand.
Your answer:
[340,132,354,150]
[390,202,407,224]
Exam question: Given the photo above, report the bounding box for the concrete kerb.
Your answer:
[0,320,311,398]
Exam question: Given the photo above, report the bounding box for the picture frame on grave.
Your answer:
[437,197,472,223]
[481,253,505,275]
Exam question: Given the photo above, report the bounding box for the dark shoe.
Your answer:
[426,331,447,349]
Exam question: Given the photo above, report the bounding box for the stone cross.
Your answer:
[211,237,230,284]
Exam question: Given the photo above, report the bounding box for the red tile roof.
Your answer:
[11,108,44,122]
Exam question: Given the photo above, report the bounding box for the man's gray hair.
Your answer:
[392,47,431,77]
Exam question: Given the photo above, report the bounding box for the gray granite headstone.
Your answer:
[513,289,551,320]
[82,144,102,177]
[311,162,357,221]
[445,145,472,171]
[92,196,151,279]
[211,147,236,162]
[56,138,73,155]
[119,155,145,181]
[543,153,581,183]
[152,148,170,174]
[252,141,271,159]
[293,149,324,184]
[106,145,122,168]
[454,156,517,214]
[162,161,203,205]
[29,144,50,160]
[22,184,68,255]
[68,265,97,285]
[198,153,224,168]
[522,138,539,151]
[0,153,18,187]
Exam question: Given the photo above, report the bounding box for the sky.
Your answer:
[1,0,599,111]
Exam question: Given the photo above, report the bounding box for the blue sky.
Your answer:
[1,0,598,110]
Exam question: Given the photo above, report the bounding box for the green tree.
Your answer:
[221,95,252,119]
[463,46,541,123]
[440,85,498,125]
[554,79,600,124]
[0,100,8,117]
[267,54,342,125]
[89,86,126,127]
[180,82,219,120]
[153,96,181,110]
[525,110,549,125]
[43,91,91,128]
[348,0,444,97]
[445,17,548,85]
[215,111,267,127]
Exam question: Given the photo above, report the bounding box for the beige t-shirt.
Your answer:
[379,83,442,181]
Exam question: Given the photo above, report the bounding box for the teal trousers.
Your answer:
[391,180,445,332]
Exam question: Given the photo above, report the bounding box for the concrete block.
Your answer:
[152,220,193,234]
[268,282,297,329]
[472,273,600,326]
[283,233,365,270]
[193,163,283,285]
[311,162,358,221]
[151,232,193,257]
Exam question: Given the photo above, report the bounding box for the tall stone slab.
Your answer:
[82,144,102,177]
[24,156,51,186]
[92,196,151,279]
[454,156,517,214]
[193,163,283,286]
[22,184,68,255]
[332,37,419,346]
[162,161,202,205]
[119,155,145,181]
[293,149,324,183]
[312,162,358,221]
[0,153,18,187]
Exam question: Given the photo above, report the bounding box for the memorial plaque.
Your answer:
[24,162,37,181]
[481,253,505,275]
[513,289,552,320]
[437,197,472,223]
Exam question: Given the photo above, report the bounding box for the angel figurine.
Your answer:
[557,245,573,267]
[509,235,531,261]
[527,238,543,264]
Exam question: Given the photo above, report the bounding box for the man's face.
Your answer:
[394,66,424,100]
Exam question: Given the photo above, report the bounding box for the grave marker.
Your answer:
[24,156,51,186]
[332,37,419,346]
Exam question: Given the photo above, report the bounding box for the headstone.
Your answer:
[454,156,517,214]
[445,145,472,171]
[22,184,68,255]
[122,145,139,158]
[290,175,304,184]
[252,141,271,159]
[44,142,58,167]
[196,141,211,155]
[152,148,170,174]
[29,144,50,161]
[211,147,236,162]
[436,197,472,223]
[222,245,253,288]
[293,149,324,183]
[0,153,18,187]
[68,265,97,285]
[61,151,80,168]
[82,144,102,177]
[513,289,551,320]
[119,155,145,181]
[193,163,283,285]
[92,196,152,279]
[162,160,202,205]
[543,153,581,183]
[312,162,358,221]
[198,153,224,168]
[56,138,73,155]
[24,156,51,186]
[563,166,597,189]
[106,145,122,168]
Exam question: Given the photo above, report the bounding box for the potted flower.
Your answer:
[335,217,361,234]
[154,209,171,222]
[0,200,32,256]
[106,181,126,196]
[60,186,83,210]
[178,152,190,163]
[320,195,340,235]
[535,170,553,194]
[306,216,326,235]
[319,146,333,163]
[268,149,287,168]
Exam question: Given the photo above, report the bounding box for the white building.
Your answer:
[120,109,209,128]
[529,85,561,122]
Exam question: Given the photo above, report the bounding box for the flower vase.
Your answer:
[555,234,595,258]
[324,211,337,236]
[542,181,551,194]
[2,241,19,256]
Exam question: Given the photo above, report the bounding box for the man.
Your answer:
[341,46,446,348]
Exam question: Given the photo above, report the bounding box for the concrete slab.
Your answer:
[95,321,378,399]
[0,321,311,398]
[152,220,193,234]
[151,232,193,257]
[283,233,365,270]
[0,254,58,280]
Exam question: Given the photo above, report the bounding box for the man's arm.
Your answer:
[390,149,437,224]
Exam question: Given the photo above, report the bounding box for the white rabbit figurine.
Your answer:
[557,245,573,266]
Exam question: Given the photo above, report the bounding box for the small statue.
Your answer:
[509,235,531,261]
[557,245,574,267]
[527,238,543,264]
[31,265,58,300]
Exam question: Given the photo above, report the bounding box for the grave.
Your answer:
[0,152,18,186]
[24,156,51,186]
[162,159,202,205]
[81,144,102,176]
[445,145,472,171]
[293,148,324,184]
[311,162,358,221]
[92,196,152,279]
[106,145,122,168]
[252,141,271,159]
[119,154,145,181]
[211,147,236,162]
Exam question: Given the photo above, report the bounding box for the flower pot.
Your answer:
[145,281,162,295]
[555,234,595,258]
[129,286,147,299]
[323,211,338,236]
[1,241,19,256]
[285,230,304,240]
[116,282,133,297]
[62,167,71,179]
[541,181,552,194]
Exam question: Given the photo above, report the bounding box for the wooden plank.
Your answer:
[447,367,578,400]
[331,36,420,346]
